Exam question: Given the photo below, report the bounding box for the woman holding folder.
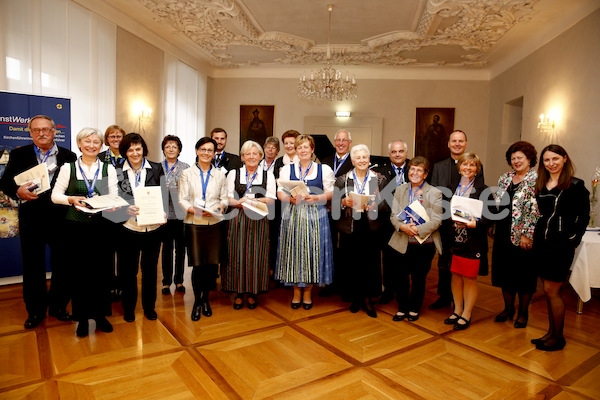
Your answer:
[335,145,387,318]
[178,137,228,321]
[444,153,489,330]
[116,133,165,323]
[389,156,442,322]
[51,127,118,337]
[275,134,335,309]
[224,140,276,309]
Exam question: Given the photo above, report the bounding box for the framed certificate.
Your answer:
[133,186,165,226]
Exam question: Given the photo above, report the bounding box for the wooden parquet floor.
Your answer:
[0,263,599,399]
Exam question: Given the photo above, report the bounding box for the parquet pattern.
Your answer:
[0,261,599,399]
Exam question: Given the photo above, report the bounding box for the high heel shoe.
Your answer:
[363,300,377,318]
[514,314,528,328]
[493,308,515,322]
[535,337,566,351]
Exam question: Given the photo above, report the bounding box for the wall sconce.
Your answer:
[133,102,152,134]
[537,113,555,134]
[336,111,351,117]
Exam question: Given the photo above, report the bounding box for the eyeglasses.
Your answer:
[197,148,215,154]
[510,156,526,162]
[30,128,53,134]
[334,139,350,143]
[107,135,123,140]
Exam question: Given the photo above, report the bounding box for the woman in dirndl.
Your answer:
[224,140,276,309]
[275,134,335,310]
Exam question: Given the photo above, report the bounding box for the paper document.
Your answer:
[83,194,129,210]
[397,200,431,244]
[13,163,50,195]
[134,186,165,226]
[450,195,483,224]
[241,200,269,217]
[193,203,224,221]
[348,192,374,213]
[278,180,310,198]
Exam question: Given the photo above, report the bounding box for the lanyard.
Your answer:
[109,152,123,167]
[214,153,222,167]
[299,161,313,183]
[198,164,212,201]
[78,159,100,198]
[164,160,178,180]
[246,168,258,192]
[352,169,369,195]
[456,178,475,197]
[34,146,52,163]
[393,164,404,186]
[333,154,348,175]
[409,181,425,204]
[262,159,274,172]
[128,159,144,187]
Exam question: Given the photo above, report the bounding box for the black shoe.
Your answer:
[95,317,113,333]
[363,301,377,318]
[494,308,515,322]
[302,302,313,310]
[202,301,212,317]
[393,312,406,321]
[407,312,420,322]
[378,292,394,305]
[350,302,361,313]
[233,295,244,310]
[76,320,89,338]
[161,286,170,295]
[444,313,460,325]
[191,305,202,321]
[531,337,549,345]
[176,284,186,294]
[429,297,452,309]
[454,316,471,330]
[536,337,566,351]
[514,314,528,329]
[291,301,302,309]
[247,295,258,310]
[49,308,72,322]
[24,314,45,329]
[124,312,135,323]
[145,310,158,320]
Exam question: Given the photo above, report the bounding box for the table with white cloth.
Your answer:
[570,230,600,313]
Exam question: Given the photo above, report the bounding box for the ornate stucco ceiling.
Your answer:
[83,0,600,73]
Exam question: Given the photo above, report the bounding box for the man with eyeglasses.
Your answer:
[319,129,353,298]
[0,115,76,329]
[375,140,411,304]
[428,130,485,310]
[210,128,241,173]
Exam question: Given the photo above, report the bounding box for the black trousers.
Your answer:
[120,227,161,314]
[436,221,454,299]
[392,242,436,313]
[161,219,186,286]
[18,202,70,316]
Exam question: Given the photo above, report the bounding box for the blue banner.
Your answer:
[0,91,71,279]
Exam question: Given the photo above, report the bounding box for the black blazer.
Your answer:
[322,153,353,177]
[430,157,485,200]
[375,160,410,194]
[0,144,76,218]
[212,151,242,172]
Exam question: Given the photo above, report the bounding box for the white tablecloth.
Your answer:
[570,230,600,302]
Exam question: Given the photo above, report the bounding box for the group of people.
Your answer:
[0,117,589,352]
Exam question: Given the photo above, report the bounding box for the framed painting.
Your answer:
[240,105,274,148]
[414,107,455,166]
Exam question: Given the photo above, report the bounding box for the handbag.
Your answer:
[450,254,480,278]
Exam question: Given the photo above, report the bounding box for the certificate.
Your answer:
[82,194,129,210]
[242,199,269,217]
[450,195,483,224]
[278,180,310,197]
[349,192,374,213]
[397,200,431,244]
[13,163,50,195]
[133,186,165,226]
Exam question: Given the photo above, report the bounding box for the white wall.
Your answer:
[487,8,600,191]
[210,78,490,162]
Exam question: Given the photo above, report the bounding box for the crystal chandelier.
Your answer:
[297,5,358,101]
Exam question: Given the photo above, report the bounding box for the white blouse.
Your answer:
[226,166,277,199]
[277,162,335,193]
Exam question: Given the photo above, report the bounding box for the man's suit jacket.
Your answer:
[430,157,484,199]
[0,144,76,219]
[322,153,353,177]
[376,160,410,194]
[212,151,241,172]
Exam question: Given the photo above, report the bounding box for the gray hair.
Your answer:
[76,127,103,143]
[335,129,352,141]
[350,144,370,161]
[240,140,264,159]
[264,136,280,151]
[387,140,407,152]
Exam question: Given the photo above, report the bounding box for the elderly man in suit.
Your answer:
[0,115,76,329]
[376,140,410,304]
[210,128,242,173]
[428,130,484,309]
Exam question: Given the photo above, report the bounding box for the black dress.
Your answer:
[491,181,537,293]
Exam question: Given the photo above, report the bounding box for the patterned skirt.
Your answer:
[222,209,270,294]
[275,203,334,287]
